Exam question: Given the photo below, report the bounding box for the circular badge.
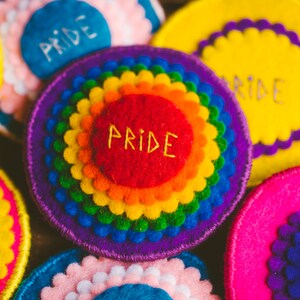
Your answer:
[25,46,251,261]
[15,249,219,299]
[0,170,31,300]
[21,1,111,79]
[152,0,300,186]
[225,167,300,299]
[0,0,163,140]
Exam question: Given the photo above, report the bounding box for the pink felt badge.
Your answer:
[225,167,300,300]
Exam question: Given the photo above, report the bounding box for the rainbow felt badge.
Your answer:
[25,45,251,261]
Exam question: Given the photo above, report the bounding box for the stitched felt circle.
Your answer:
[0,170,31,300]
[15,249,219,300]
[0,0,164,140]
[25,45,251,261]
[225,167,300,299]
[152,0,300,187]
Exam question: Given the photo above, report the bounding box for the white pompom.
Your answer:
[76,280,93,295]
[92,272,108,284]
[110,266,126,277]
[126,264,143,276]
[64,292,78,300]
[144,267,160,277]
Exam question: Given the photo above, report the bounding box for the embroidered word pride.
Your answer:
[108,124,178,158]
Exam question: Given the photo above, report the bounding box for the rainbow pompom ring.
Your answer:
[0,0,164,140]
[25,46,251,261]
[226,167,300,299]
[153,0,300,186]
[15,249,219,300]
[0,170,31,300]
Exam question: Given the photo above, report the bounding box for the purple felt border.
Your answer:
[194,18,300,159]
[24,46,252,262]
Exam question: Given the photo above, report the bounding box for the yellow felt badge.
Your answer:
[152,0,300,186]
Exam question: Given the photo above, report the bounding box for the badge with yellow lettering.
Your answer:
[0,0,164,140]
[152,0,300,186]
[25,46,251,261]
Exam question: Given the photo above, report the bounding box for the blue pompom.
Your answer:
[185,72,200,86]
[51,103,63,117]
[45,154,54,167]
[61,90,72,103]
[94,224,110,237]
[198,201,212,221]
[224,128,235,144]
[46,119,56,132]
[78,212,93,228]
[44,137,53,149]
[198,83,213,96]
[147,230,163,242]
[64,201,79,216]
[111,229,127,243]
[220,112,232,126]
[184,214,198,229]
[170,64,185,76]
[165,226,180,237]
[55,188,67,203]
[137,56,151,68]
[72,76,86,91]
[121,57,135,68]
[128,231,146,244]
[48,171,58,185]
[153,58,169,71]
[87,67,101,79]
[103,60,118,72]
[210,95,225,111]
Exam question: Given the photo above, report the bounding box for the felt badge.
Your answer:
[0,170,31,300]
[25,46,251,261]
[15,249,219,300]
[0,0,164,140]
[225,167,300,299]
[152,0,300,186]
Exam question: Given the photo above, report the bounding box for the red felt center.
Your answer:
[91,94,194,188]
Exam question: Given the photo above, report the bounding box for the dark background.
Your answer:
[0,1,248,298]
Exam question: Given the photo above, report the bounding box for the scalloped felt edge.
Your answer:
[15,249,209,299]
[194,18,300,159]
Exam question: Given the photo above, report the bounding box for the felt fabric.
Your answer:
[24,45,251,261]
[0,170,31,300]
[0,39,2,89]
[225,167,300,300]
[15,249,219,300]
[152,0,300,187]
[0,0,164,140]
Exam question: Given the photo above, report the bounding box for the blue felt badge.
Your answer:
[21,0,111,79]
